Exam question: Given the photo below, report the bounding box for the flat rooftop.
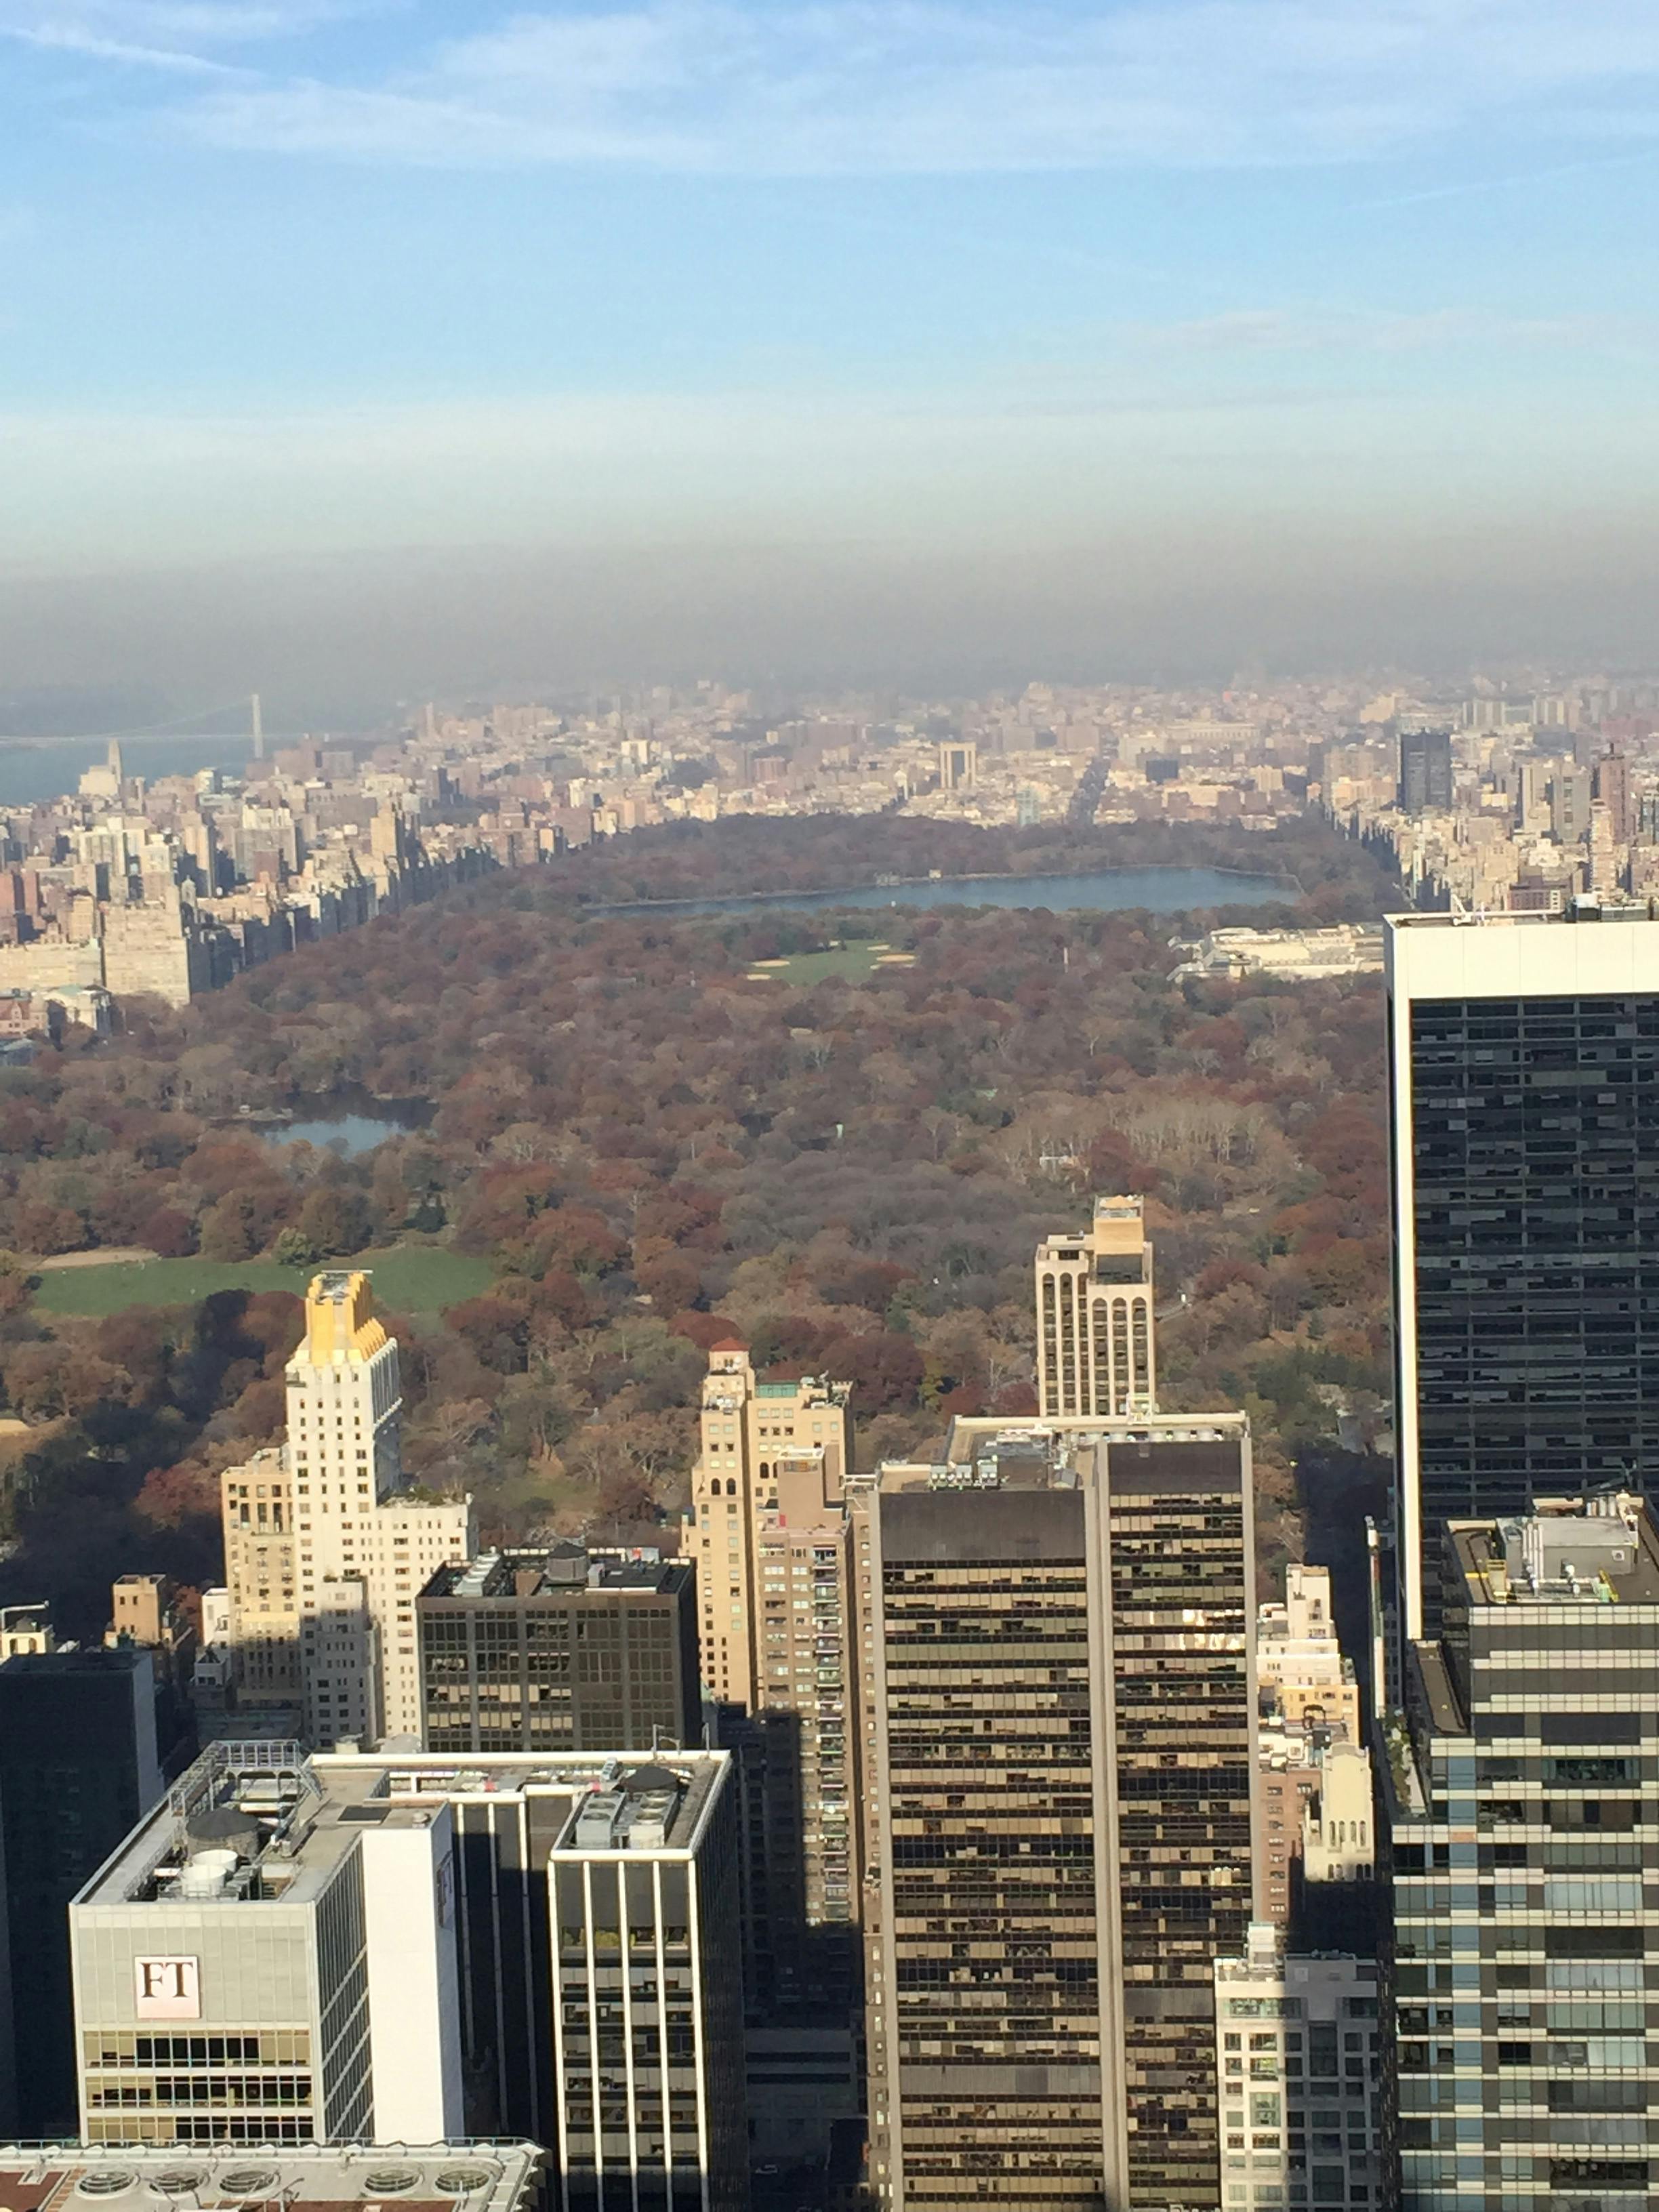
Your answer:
[0,2143,541,2212]
[0,1647,148,1680]
[1448,1500,1659,1608]
[1408,1640,1469,1740]
[1389,899,1659,929]
[422,1550,691,1603]
[880,1412,1249,1494]
[77,1744,730,1911]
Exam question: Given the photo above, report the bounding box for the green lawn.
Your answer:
[33,1244,494,1319]
[747,941,914,984]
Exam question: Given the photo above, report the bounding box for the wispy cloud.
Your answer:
[0,0,352,70]
[4,21,248,73]
[14,0,1659,176]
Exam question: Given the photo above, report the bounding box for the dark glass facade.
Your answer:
[1399,728,1454,814]
[1408,991,1659,1528]
[0,1648,160,2136]
[1105,1444,1255,2210]
[875,1486,1105,2209]
[418,1553,700,1755]
[861,1429,1255,2211]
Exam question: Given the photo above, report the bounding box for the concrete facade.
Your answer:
[1212,1925,1386,2212]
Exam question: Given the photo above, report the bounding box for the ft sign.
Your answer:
[134,1956,201,2020]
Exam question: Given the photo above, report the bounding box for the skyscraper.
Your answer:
[1033,1194,1157,1420]
[221,1272,473,1742]
[937,739,977,792]
[1550,764,1592,846]
[854,1414,1258,2209]
[0,1645,164,2135]
[220,1446,300,1706]
[1391,1495,1659,2212]
[687,1342,857,2015]
[1386,907,1659,1638]
[1397,727,1454,815]
[689,1341,852,1708]
[1595,748,1634,844]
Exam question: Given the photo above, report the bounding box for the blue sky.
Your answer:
[3,2,1659,599]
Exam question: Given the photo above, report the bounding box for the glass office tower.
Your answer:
[1391,1498,1659,2212]
[1386,907,1659,1638]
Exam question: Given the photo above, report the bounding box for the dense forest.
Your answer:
[0,812,1401,1633]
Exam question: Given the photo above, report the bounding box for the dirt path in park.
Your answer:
[33,1246,160,1270]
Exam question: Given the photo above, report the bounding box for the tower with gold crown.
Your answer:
[220,1271,473,1747]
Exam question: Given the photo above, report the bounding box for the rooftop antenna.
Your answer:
[251,691,264,760]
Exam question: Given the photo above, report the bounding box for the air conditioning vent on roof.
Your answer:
[151,2174,206,2195]
[363,2173,420,2195]
[436,2171,497,2196]
[218,2173,278,2196]
[77,2176,137,2197]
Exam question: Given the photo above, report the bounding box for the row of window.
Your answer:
[85,2034,310,2065]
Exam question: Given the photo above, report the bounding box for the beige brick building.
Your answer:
[220,1445,301,1703]
[1034,1193,1157,1419]
[687,1342,857,2010]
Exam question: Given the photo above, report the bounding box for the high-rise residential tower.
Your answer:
[1391,1496,1659,2212]
[1596,749,1635,844]
[854,1413,1258,2210]
[1212,1925,1386,2212]
[687,1342,857,2017]
[221,1272,473,1743]
[1034,1195,1157,1420]
[1386,907,1659,1638]
[689,1340,852,1709]
[220,1445,301,1706]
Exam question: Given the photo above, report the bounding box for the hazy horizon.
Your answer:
[5,526,1659,733]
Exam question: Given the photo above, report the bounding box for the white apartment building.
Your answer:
[1213,1924,1385,2212]
[1256,1565,1362,1738]
[224,1271,472,1744]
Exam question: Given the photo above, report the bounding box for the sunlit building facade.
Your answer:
[1034,1195,1157,1420]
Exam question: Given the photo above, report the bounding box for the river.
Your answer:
[0,733,255,806]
